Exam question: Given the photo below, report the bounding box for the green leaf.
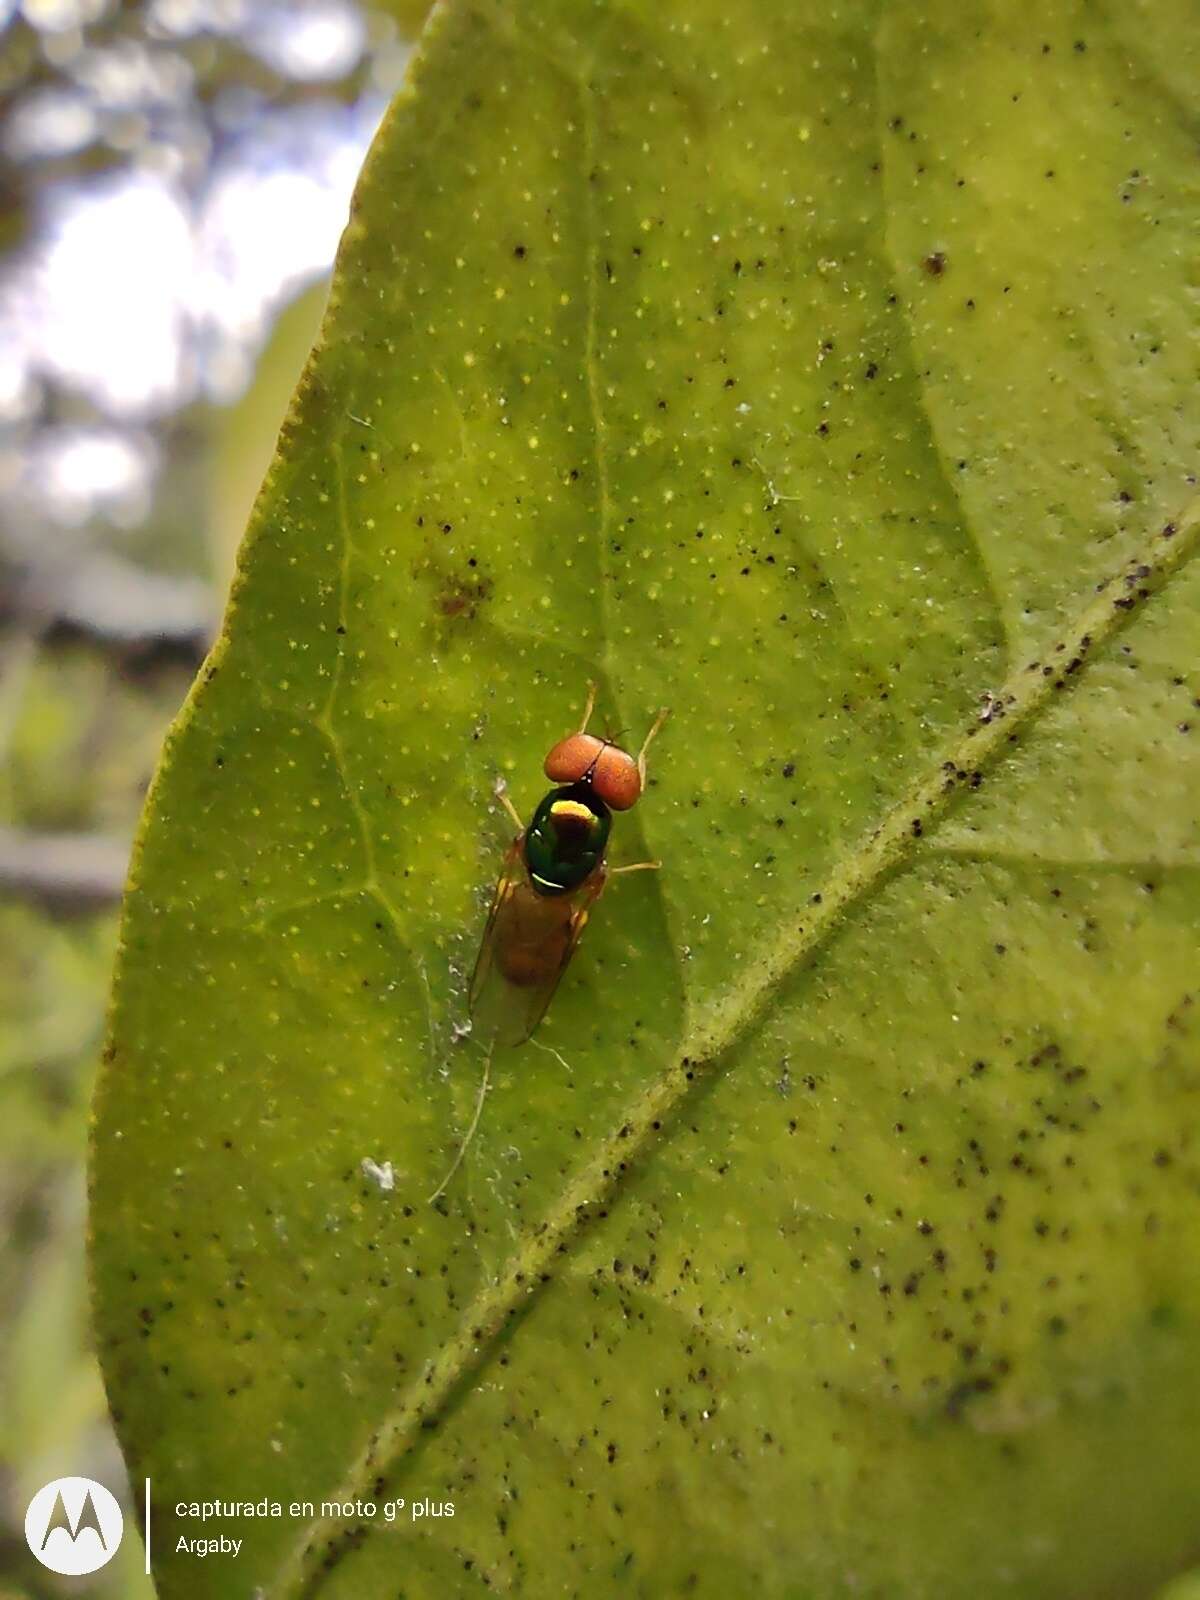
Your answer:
[91,1,1200,1595]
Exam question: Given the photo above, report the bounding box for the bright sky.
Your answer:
[0,0,399,525]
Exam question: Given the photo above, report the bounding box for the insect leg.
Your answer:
[499,791,524,832]
[578,679,598,733]
[529,1037,575,1071]
[609,859,661,876]
[428,1039,494,1205]
[636,706,671,785]
[492,774,525,833]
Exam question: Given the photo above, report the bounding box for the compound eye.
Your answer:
[590,746,641,811]
[544,732,604,784]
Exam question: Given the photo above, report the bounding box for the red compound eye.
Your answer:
[543,734,642,811]
[544,732,604,784]
[589,745,641,810]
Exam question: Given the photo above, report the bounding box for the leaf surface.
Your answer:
[91,1,1200,1595]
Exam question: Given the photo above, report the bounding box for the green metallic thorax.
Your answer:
[523,783,611,896]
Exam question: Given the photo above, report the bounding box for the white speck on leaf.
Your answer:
[361,1157,395,1193]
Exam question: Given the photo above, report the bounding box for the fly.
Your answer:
[429,684,667,1203]
[468,681,668,1049]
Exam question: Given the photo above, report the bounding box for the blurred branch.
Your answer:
[0,826,129,908]
[3,554,214,664]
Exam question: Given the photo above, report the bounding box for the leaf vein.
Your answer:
[313,435,408,946]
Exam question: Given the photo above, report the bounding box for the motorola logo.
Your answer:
[24,1477,124,1575]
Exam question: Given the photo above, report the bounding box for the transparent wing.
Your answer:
[469,845,605,1047]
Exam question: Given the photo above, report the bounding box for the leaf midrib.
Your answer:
[270,497,1200,1595]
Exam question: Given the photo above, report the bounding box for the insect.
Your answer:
[429,686,667,1204]
[468,681,669,1050]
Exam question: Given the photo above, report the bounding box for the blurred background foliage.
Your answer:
[0,0,425,1590]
